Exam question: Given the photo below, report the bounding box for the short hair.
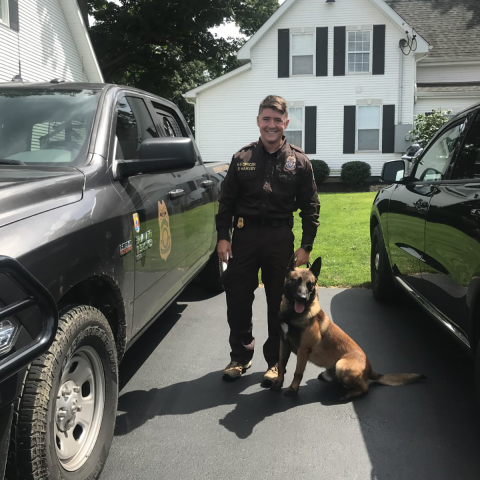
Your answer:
[258,95,288,118]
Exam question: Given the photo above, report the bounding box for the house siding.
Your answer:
[415,97,480,116]
[417,64,480,83]
[195,0,416,176]
[0,0,87,83]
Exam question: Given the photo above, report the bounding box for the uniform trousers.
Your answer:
[220,223,294,367]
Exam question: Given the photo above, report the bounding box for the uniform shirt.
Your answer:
[216,137,320,246]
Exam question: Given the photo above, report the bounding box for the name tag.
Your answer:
[237,163,256,172]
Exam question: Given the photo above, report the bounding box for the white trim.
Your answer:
[58,0,104,82]
[0,0,9,27]
[290,31,315,77]
[236,0,429,63]
[183,63,252,99]
[356,103,382,153]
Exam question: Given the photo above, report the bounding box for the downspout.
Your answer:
[398,45,403,124]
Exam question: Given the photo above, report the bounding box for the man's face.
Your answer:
[257,108,289,149]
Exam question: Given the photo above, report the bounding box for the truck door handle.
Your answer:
[201,180,213,188]
[169,189,185,199]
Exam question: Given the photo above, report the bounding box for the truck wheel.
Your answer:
[371,225,396,301]
[8,306,118,480]
[200,247,227,292]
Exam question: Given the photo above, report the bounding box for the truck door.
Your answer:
[149,100,216,275]
[112,95,186,337]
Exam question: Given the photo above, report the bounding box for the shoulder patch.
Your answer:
[289,144,305,154]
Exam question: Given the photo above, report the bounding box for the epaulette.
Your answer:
[238,141,257,152]
[289,144,305,154]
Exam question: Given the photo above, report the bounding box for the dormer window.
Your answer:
[291,32,314,75]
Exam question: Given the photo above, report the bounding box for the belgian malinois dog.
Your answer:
[271,256,425,400]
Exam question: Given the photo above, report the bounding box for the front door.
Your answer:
[388,119,465,293]
[422,112,479,338]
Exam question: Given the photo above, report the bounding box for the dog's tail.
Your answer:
[369,371,426,386]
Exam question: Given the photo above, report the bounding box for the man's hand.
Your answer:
[295,247,311,267]
[217,240,233,264]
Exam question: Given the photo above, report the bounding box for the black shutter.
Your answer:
[372,25,385,75]
[305,106,317,154]
[333,26,346,76]
[316,27,328,77]
[9,0,19,32]
[382,105,395,153]
[343,106,356,154]
[278,29,290,78]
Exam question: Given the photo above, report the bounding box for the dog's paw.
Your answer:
[284,387,298,397]
[270,380,283,391]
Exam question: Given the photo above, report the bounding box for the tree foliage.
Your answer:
[85,0,279,129]
[410,109,452,147]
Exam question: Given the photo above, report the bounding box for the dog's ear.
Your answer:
[310,257,322,279]
[286,253,296,276]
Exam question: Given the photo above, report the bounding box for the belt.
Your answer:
[234,216,292,228]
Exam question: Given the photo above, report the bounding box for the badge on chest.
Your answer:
[285,156,296,171]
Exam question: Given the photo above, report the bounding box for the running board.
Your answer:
[394,276,471,349]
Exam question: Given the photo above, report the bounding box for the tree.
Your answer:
[86,1,279,129]
[409,109,452,147]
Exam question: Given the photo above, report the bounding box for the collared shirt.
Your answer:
[216,137,320,245]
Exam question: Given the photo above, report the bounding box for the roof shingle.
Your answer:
[385,0,480,59]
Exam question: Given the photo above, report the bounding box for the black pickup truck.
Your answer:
[0,82,228,480]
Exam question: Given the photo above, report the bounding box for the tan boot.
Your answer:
[222,360,252,381]
[262,363,279,387]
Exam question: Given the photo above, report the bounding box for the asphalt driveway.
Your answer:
[101,285,480,480]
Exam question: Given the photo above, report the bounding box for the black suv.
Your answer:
[370,102,480,387]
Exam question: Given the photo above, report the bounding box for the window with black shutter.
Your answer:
[8,0,19,32]
[278,29,290,78]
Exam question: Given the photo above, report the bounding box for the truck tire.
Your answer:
[371,225,396,302]
[200,247,227,292]
[7,306,118,480]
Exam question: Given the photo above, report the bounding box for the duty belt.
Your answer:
[234,216,292,228]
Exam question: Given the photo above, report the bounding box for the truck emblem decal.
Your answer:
[285,156,296,171]
[133,213,140,233]
[158,201,171,261]
[119,240,132,256]
[237,217,244,229]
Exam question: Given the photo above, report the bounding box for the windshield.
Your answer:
[0,88,101,166]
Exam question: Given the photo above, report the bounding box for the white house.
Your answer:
[184,0,480,176]
[0,0,103,84]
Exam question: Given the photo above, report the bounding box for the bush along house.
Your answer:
[184,0,480,177]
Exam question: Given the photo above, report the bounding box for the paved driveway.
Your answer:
[101,285,480,480]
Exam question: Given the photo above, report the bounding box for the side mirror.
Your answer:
[381,159,408,184]
[116,137,196,178]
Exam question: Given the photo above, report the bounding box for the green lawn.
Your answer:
[293,192,377,287]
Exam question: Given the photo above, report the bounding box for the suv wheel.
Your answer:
[200,246,227,292]
[8,305,118,480]
[371,225,396,301]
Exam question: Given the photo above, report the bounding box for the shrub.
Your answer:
[409,109,452,147]
[311,159,330,184]
[341,161,371,187]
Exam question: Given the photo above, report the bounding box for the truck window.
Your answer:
[151,101,184,138]
[115,96,159,160]
[451,113,480,180]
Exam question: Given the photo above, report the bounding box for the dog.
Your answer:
[270,256,426,400]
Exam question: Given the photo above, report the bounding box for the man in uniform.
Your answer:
[217,95,320,386]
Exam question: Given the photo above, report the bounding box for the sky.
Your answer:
[210,0,287,39]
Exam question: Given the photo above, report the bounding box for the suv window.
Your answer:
[412,121,464,182]
[115,96,158,160]
[451,113,480,180]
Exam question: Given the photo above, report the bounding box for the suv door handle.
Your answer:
[169,189,185,199]
[414,199,429,213]
[201,180,213,188]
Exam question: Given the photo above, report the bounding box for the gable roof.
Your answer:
[385,0,480,60]
[236,0,429,63]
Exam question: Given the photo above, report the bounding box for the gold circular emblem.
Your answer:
[158,200,171,260]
